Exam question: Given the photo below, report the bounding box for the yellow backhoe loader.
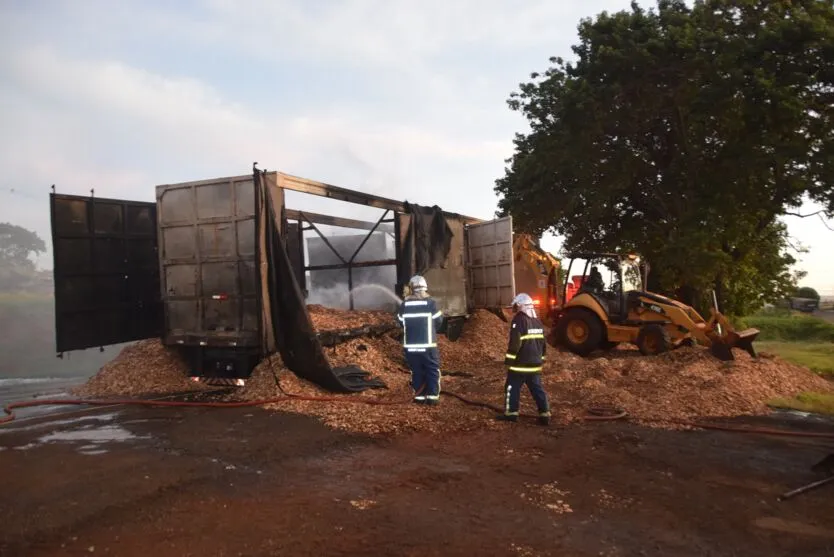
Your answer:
[549,253,760,361]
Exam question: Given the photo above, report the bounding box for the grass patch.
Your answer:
[758,342,834,376]
[768,392,834,416]
[736,311,834,342]
[0,292,53,306]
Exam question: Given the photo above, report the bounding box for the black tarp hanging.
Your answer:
[400,202,455,278]
[255,169,386,393]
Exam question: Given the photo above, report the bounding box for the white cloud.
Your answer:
[0,0,831,294]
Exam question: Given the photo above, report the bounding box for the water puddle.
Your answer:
[38,424,146,444]
[4,412,151,455]
[0,413,121,435]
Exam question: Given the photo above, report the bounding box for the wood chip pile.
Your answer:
[71,339,211,398]
[74,307,833,437]
[438,310,509,372]
[547,347,834,427]
[307,304,396,331]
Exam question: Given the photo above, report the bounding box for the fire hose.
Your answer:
[2,369,833,438]
[0,370,626,427]
[7,389,834,438]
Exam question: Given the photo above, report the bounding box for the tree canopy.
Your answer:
[495,0,834,315]
[0,223,47,291]
[794,286,821,301]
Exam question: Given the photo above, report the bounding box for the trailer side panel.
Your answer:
[156,174,282,347]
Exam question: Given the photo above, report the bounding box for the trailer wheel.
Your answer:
[636,324,671,356]
[556,309,604,356]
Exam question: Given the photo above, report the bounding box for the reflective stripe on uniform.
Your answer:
[509,365,543,373]
[404,300,429,306]
[402,312,436,349]
[505,353,517,360]
[403,343,437,352]
[519,333,545,341]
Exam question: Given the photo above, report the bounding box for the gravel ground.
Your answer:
[1,406,832,557]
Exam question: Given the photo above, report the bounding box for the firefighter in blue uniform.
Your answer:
[397,275,444,405]
[498,293,551,425]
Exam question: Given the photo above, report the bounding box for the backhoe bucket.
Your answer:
[709,327,760,361]
[709,340,735,362]
[729,327,760,358]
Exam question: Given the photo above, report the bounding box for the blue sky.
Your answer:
[0,0,831,295]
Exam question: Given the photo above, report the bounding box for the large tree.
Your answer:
[0,223,47,291]
[495,0,834,315]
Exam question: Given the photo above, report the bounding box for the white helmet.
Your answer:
[512,293,534,308]
[409,275,428,292]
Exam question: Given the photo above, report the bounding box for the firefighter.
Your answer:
[396,275,444,405]
[498,293,551,425]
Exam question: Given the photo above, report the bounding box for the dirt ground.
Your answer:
[815,310,834,323]
[1,405,833,557]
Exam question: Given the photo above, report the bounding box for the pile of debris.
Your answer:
[438,310,509,372]
[307,304,396,331]
[72,306,833,436]
[548,347,834,427]
[71,339,210,398]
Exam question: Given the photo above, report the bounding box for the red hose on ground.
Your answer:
[675,421,834,439]
[0,392,416,426]
[3,382,831,438]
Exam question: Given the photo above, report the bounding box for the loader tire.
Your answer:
[556,309,604,356]
[636,324,671,356]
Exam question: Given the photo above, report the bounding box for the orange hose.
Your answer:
[0,392,415,426]
[4,387,830,438]
[675,421,834,439]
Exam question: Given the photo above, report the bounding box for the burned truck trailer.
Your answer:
[49,168,519,381]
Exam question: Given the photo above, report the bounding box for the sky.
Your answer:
[0,0,831,295]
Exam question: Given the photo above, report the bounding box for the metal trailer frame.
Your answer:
[48,166,515,356]
[273,171,483,311]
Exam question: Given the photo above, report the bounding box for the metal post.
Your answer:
[299,212,347,264]
[348,263,354,310]
[348,210,390,263]
[346,210,390,311]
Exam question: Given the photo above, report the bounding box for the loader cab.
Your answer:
[560,253,645,324]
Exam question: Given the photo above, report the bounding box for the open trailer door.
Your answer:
[466,216,515,309]
[50,192,163,353]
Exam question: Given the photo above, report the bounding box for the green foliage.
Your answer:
[0,223,47,292]
[736,312,834,342]
[794,286,821,300]
[769,392,834,415]
[495,0,834,316]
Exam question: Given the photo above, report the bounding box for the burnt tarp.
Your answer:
[400,202,455,278]
[256,169,386,393]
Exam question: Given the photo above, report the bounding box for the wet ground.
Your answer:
[1,403,833,557]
